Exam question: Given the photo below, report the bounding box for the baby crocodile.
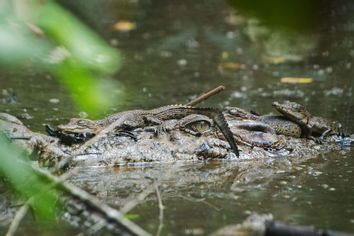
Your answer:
[272,101,340,138]
[225,107,302,138]
[47,105,240,157]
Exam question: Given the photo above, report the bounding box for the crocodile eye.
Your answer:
[76,119,94,127]
[185,120,212,134]
[179,114,213,136]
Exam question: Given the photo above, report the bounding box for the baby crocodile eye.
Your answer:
[76,119,94,127]
[77,120,86,125]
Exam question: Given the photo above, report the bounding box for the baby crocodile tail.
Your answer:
[194,107,239,157]
[212,111,240,157]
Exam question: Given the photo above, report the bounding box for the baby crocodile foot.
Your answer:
[115,130,138,141]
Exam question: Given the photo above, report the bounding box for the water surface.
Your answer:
[0,0,353,235]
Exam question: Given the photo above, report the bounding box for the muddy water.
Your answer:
[0,0,353,235]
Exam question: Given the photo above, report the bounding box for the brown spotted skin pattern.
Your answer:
[258,115,302,138]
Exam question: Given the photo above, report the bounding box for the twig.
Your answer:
[186,85,225,106]
[178,194,221,211]
[120,184,156,214]
[154,184,164,236]
[5,199,31,236]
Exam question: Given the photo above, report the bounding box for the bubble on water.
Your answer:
[177,59,187,66]
[184,228,204,235]
[236,47,243,55]
[159,50,172,58]
[231,91,244,99]
[49,98,60,104]
[317,69,325,76]
[110,38,119,46]
[312,171,323,176]
[186,38,199,49]
[244,210,252,215]
[322,51,329,57]
[321,184,329,189]
[313,64,320,69]
[226,31,236,39]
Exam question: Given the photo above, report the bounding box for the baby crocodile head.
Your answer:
[46,118,98,145]
[272,101,310,126]
[272,101,340,137]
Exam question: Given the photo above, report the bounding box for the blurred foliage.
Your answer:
[228,0,326,31]
[37,2,120,75]
[0,134,58,221]
[0,0,123,116]
[0,0,123,226]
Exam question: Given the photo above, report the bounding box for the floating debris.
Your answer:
[113,20,136,32]
[324,87,344,96]
[280,77,313,84]
[218,62,245,70]
[19,112,33,120]
[1,88,16,104]
[266,56,286,64]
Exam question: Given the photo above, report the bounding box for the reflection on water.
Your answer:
[67,148,354,235]
[0,0,353,234]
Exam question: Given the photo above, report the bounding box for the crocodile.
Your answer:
[0,102,351,169]
[46,105,240,157]
[272,101,341,138]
